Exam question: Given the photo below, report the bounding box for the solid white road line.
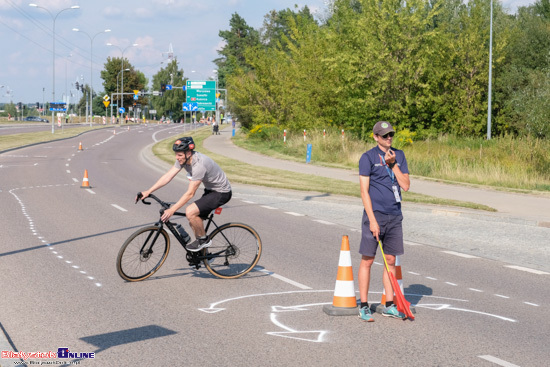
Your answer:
[441,250,480,259]
[111,204,128,212]
[504,265,549,275]
[478,355,520,367]
[285,212,305,217]
[258,269,312,290]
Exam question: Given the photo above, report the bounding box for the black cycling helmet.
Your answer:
[172,137,195,152]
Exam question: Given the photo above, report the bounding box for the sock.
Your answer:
[360,302,369,309]
[386,301,394,307]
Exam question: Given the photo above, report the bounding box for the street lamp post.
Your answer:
[487,0,493,140]
[29,3,79,133]
[213,69,219,123]
[73,28,111,126]
[116,68,130,120]
[107,43,138,119]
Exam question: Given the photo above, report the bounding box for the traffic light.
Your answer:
[36,102,40,109]
[17,102,22,110]
[75,81,80,90]
[161,84,166,92]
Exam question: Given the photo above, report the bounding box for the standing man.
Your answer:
[138,137,232,251]
[357,121,410,322]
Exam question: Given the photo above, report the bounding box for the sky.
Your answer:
[0,0,538,104]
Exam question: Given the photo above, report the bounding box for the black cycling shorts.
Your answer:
[195,189,232,219]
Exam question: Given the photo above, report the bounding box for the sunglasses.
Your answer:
[380,132,394,139]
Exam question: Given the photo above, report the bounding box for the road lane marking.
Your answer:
[445,282,458,286]
[66,170,70,173]
[495,294,510,299]
[242,200,255,204]
[261,205,277,210]
[285,212,305,217]
[478,355,520,367]
[258,269,312,290]
[442,250,479,259]
[312,219,334,225]
[504,265,549,275]
[111,204,128,212]
[72,178,79,182]
[469,288,484,292]
[524,302,539,306]
[86,189,95,194]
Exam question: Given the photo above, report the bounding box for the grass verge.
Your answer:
[153,128,496,211]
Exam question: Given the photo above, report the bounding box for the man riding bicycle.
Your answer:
[137,137,232,251]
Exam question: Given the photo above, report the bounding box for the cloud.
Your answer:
[102,6,123,18]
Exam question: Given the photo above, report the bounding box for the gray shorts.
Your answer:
[359,211,404,257]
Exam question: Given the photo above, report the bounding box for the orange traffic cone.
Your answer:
[78,142,83,151]
[323,235,358,316]
[80,169,91,188]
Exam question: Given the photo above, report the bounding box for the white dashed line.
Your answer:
[72,178,79,182]
[441,250,479,259]
[312,219,335,225]
[408,271,420,275]
[478,355,520,367]
[445,282,457,286]
[524,302,539,307]
[504,265,549,275]
[66,170,71,173]
[495,294,510,299]
[111,204,128,212]
[242,200,255,204]
[285,212,305,217]
[425,276,437,280]
[86,189,96,194]
[469,288,484,292]
[258,269,312,290]
[261,205,277,210]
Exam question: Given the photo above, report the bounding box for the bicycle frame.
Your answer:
[139,194,232,269]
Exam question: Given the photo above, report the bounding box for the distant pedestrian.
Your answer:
[357,121,410,322]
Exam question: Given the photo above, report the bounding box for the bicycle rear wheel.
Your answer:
[203,223,262,279]
[116,226,170,281]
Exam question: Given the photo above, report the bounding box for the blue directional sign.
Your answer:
[166,85,173,90]
[182,86,186,91]
[133,94,138,100]
[119,107,125,114]
[49,102,66,112]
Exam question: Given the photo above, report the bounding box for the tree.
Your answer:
[215,13,260,89]
[101,57,147,114]
[150,58,186,121]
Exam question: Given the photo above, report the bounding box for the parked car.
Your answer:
[24,116,49,123]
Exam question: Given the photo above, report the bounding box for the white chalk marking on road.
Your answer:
[95,283,102,287]
[312,219,334,225]
[469,288,484,292]
[72,265,79,269]
[478,355,520,367]
[87,276,94,280]
[442,250,479,259]
[445,282,457,286]
[80,271,86,274]
[261,205,277,210]
[524,302,539,307]
[65,261,72,264]
[495,294,510,299]
[52,251,57,254]
[86,189,95,194]
[258,269,312,290]
[72,178,79,182]
[504,265,549,275]
[285,212,305,217]
[65,163,69,167]
[66,170,70,174]
[111,204,128,212]
[57,256,63,259]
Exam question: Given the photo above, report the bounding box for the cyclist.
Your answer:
[137,137,232,251]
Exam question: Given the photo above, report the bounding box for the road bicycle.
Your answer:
[116,193,262,281]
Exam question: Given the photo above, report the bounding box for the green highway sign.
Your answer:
[186,80,216,111]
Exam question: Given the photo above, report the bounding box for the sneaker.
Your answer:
[186,236,212,252]
[382,304,405,319]
[358,306,374,322]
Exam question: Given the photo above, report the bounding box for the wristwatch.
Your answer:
[388,161,396,169]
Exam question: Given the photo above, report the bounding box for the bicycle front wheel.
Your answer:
[116,226,170,281]
[203,223,262,279]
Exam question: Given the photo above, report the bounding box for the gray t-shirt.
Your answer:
[174,152,231,193]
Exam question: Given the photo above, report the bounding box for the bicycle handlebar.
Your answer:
[136,192,170,209]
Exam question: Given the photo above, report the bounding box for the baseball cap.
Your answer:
[373,121,395,136]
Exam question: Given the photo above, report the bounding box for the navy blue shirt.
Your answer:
[359,145,409,215]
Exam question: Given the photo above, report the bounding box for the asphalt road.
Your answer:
[1,124,548,367]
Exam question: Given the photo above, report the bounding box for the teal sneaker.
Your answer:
[358,306,374,322]
[382,304,405,319]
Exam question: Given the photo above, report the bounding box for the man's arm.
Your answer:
[139,165,181,200]
[385,150,410,191]
[360,175,380,241]
[160,179,202,222]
